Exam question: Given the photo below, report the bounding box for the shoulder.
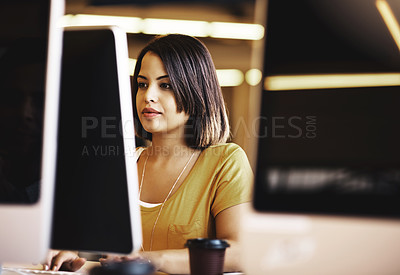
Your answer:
[201,143,250,168]
[202,143,246,159]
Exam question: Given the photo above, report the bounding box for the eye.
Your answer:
[160,83,172,90]
[137,82,148,89]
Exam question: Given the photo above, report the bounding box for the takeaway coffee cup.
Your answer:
[185,238,230,275]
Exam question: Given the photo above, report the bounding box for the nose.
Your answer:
[144,84,158,103]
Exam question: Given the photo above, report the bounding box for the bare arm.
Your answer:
[102,203,247,274]
[215,202,248,272]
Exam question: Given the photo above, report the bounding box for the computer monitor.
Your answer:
[0,0,64,265]
[241,0,400,274]
[51,26,142,255]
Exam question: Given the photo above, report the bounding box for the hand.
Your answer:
[43,250,87,271]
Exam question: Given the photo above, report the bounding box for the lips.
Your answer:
[142,107,162,118]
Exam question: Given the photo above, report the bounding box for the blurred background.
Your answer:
[62,0,265,163]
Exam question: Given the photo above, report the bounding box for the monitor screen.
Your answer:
[262,0,400,75]
[253,0,400,218]
[51,27,142,254]
[0,1,50,204]
[0,0,64,263]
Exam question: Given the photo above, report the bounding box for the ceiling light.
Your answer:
[264,73,400,91]
[128,58,137,75]
[216,69,244,87]
[210,22,265,40]
[142,18,209,37]
[61,14,264,40]
[62,14,142,33]
[245,69,263,86]
[376,0,400,51]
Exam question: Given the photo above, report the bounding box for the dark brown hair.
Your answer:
[132,34,230,148]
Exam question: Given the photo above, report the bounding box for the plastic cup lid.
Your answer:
[185,238,230,249]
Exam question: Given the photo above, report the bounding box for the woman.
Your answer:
[47,34,253,274]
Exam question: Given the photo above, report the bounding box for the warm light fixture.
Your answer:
[142,18,209,37]
[264,73,400,91]
[216,69,244,87]
[128,58,137,74]
[245,69,263,86]
[210,22,264,40]
[376,0,400,51]
[62,14,264,41]
[62,14,143,33]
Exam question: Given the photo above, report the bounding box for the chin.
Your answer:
[142,125,164,135]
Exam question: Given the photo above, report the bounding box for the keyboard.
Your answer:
[1,267,84,275]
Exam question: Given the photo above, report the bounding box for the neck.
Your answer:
[148,135,194,159]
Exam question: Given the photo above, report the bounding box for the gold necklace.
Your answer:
[139,149,196,251]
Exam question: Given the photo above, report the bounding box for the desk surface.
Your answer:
[2,261,244,275]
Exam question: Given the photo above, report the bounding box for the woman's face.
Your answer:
[136,51,189,139]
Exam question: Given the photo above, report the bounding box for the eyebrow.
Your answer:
[137,75,169,80]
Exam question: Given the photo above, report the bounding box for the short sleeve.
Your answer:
[211,145,253,217]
